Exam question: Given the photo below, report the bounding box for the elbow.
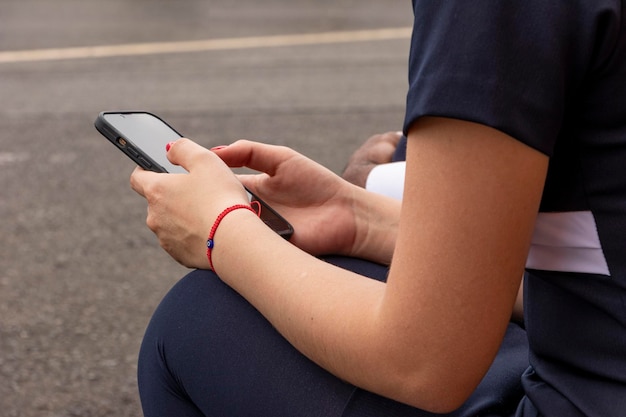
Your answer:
[421,391,473,414]
[379,360,483,413]
[396,379,475,414]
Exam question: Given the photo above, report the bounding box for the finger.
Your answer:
[212,139,299,176]
[166,138,215,171]
[234,172,269,194]
[388,131,404,146]
[372,131,402,148]
[130,166,153,197]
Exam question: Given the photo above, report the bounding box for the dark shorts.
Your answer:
[138,256,528,417]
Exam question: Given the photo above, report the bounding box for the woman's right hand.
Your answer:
[212,140,359,256]
[213,140,397,259]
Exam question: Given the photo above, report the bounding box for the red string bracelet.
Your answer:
[206,204,258,272]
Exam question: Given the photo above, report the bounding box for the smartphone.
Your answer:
[95,111,294,239]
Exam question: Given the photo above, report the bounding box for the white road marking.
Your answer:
[0,152,30,166]
[0,27,412,64]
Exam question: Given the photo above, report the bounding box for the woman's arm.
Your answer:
[131,117,546,412]
[218,117,546,412]
[375,117,545,409]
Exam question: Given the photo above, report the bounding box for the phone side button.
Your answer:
[127,147,139,157]
[137,156,153,169]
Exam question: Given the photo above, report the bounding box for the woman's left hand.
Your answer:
[130,139,249,269]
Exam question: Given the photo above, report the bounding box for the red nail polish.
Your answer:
[166,142,174,151]
[211,145,227,151]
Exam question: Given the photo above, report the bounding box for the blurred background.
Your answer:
[0,1,411,415]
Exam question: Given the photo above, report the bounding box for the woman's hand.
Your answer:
[130,138,369,268]
[130,139,250,269]
[213,140,362,257]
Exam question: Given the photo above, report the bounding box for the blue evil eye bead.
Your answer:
[207,239,215,249]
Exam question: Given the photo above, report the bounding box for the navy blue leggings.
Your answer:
[138,256,528,417]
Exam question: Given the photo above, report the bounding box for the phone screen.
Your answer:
[100,112,187,174]
[95,111,294,239]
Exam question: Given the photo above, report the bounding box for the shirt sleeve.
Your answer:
[402,1,602,156]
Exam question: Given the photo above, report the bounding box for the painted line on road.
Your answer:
[0,27,412,64]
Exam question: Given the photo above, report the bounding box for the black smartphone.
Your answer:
[95,111,294,239]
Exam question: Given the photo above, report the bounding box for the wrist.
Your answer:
[208,206,265,274]
[349,186,400,265]
[206,204,258,272]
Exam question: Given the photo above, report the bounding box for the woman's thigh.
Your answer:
[137,257,527,417]
[137,257,387,417]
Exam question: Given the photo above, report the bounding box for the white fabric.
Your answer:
[365,162,406,200]
[366,164,610,276]
[526,211,610,276]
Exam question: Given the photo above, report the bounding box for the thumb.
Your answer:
[166,138,213,171]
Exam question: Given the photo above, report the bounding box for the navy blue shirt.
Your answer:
[403,2,626,416]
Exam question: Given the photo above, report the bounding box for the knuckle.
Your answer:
[145,214,159,233]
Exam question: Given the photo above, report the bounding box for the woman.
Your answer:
[131,2,626,416]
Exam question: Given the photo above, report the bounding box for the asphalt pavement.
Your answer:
[0,1,412,415]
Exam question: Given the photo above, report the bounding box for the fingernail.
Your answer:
[210,145,228,151]
[166,142,175,152]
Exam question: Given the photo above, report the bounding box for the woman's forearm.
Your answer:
[212,210,407,405]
